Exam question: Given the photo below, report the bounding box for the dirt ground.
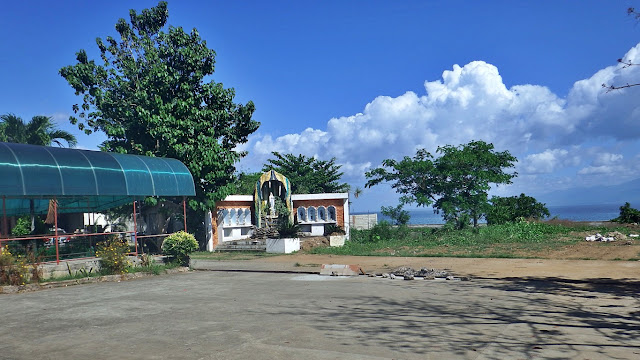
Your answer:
[544,240,640,260]
[253,252,640,280]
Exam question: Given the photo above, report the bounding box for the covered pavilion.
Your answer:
[0,142,195,263]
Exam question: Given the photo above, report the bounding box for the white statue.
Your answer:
[269,193,275,217]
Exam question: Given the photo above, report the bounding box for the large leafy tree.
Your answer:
[232,172,262,195]
[59,2,259,240]
[485,193,550,225]
[366,140,517,229]
[0,113,77,147]
[262,152,350,194]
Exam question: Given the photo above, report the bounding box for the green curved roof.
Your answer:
[0,142,195,216]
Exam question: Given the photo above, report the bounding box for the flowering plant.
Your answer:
[96,236,130,274]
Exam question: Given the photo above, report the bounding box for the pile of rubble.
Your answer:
[368,266,470,281]
[585,231,627,242]
[250,226,278,240]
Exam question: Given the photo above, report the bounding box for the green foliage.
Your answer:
[310,221,591,258]
[611,202,640,223]
[263,152,350,194]
[272,197,300,238]
[381,203,411,225]
[366,140,517,229]
[96,236,131,275]
[369,221,396,242]
[486,193,550,225]
[277,221,301,239]
[162,231,198,265]
[0,247,30,285]
[232,172,262,195]
[11,216,32,237]
[324,224,345,236]
[0,113,77,147]
[59,1,259,243]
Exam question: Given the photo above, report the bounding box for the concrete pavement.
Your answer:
[1,270,639,359]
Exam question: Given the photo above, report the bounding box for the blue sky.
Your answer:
[2,1,640,212]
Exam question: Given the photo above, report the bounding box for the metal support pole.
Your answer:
[1,196,6,248]
[133,199,139,256]
[2,196,6,238]
[183,197,187,232]
[54,198,59,264]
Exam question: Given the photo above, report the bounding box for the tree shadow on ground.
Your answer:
[264,277,640,359]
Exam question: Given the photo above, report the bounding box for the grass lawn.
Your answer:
[309,221,640,259]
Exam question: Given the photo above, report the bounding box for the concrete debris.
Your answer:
[381,273,390,278]
[389,274,396,279]
[320,264,364,277]
[608,231,627,241]
[391,266,413,276]
[629,234,639,238]
[403,274,415,280]
[585,233,617,242]
[391,266,450,278]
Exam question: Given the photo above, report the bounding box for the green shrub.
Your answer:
[162,231,198,265]
[381,204,411,225]
[96,235,130,275]
[0,247,30,285]
[11,216,31,237]
[277,221,300,238]
[324,224,345,236]
[611,202,640,224]
[368,221,395,242]
[486,193,550,225]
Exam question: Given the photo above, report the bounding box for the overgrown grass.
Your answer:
[309,221,636,258]
[190,251,281,260]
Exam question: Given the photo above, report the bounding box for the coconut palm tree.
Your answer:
[0,113,77,147]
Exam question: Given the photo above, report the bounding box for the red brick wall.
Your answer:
[211,200,254,248]
[293,199,345,228]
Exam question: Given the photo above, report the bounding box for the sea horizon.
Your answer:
[353,203,622,225]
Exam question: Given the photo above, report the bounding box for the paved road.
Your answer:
[2,271,639,359]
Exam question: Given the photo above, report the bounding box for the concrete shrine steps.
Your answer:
[215,239,266,252]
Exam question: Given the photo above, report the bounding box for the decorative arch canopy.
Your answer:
[254,170,292,227]
[0,142,195,216]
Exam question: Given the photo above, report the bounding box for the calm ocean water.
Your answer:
[359,203,622,225]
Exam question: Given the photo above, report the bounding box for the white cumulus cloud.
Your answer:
[240,43,640,200]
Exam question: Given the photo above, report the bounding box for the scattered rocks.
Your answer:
[250,226,278,240]
[369,266,465,282]
[416,267,450,278]
[368,273,377,277]
[391,266,414,276]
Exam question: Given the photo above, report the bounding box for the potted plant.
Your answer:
[266,199,300,254]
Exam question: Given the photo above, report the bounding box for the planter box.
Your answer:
[329,235,346,247]
[266,238,300,253]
